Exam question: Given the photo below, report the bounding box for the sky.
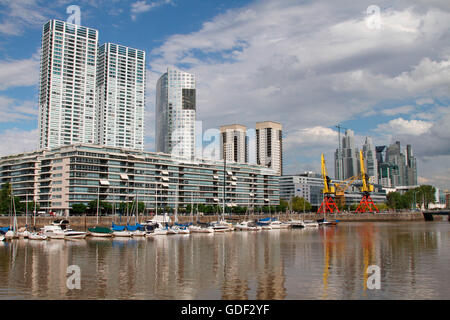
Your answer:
[0,0,449,190]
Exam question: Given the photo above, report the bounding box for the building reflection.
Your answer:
[0,222,445,299]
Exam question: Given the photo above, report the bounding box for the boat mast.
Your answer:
[96,184,100,225]
[25,192,28,229]
[33,195,36,230]
[222,157,226,221]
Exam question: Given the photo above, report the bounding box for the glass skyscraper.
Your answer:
[38,20,98,149]
[156,68,196,159]
[96,43,145,150]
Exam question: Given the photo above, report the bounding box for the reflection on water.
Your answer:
[0,221,449,300]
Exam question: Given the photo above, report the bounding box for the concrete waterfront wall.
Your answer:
[0,211,424,229]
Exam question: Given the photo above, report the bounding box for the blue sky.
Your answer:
[0,0,449,189]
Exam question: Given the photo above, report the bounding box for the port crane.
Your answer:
[317,153,339,214]
[334,175,359,208]
[355,150,379,213]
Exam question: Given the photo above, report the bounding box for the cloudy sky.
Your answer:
[0,0,449,189]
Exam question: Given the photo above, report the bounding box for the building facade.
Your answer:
[38,20,98,149]
[376,141,417,187]
[96,43,146,150]
[335,129,359,181]
[156,68,196,159]
[220,124,248,164]
[0,144,279,216]
[362,137,378,183]
[256,121,283,176]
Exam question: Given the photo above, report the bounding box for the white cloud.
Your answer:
[0,128,38,156]
[0,96,38,122]
[0,52,40,90]
[376,118,433,136]
[380,105,416,116]
[0,0,53,36]
[416,97,434,105]
[284,126,337,149]
[130,0,173,20]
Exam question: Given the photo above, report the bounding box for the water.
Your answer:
[1,221,450,300]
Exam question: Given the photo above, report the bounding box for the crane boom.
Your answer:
[356,150,378,213]
[317,153,339,214]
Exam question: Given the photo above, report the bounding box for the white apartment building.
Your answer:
[96,43,145,150]
[220,124,248,164]
[156,68,196,159]
[256,121,283,176]
[38,20,98,149]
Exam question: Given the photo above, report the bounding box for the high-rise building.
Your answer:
[376,141,417,187]
[256,121,283,176]
[38,20,98,149]
[406,144,417,186]
[156,68,196,159]
[335,129,359,180]
[96,43,145,150]
[220,124,248,164]
[362,137,378,183]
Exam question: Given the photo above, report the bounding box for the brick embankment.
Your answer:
[0,211,424,229]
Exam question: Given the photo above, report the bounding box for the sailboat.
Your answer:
[18,194,33,238]
[5,196,17,240]
[88,189,113,237]
[28,198,47,240]
[188,192,214,233]
[127,191,146,236]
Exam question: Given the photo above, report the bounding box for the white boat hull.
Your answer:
[131,230,146,237]
[146,228,168,236]
[65,233,87,239]
[113,231,133,237]
[4,231,16,240]
[28,233,48,240]
[89,232,113,237]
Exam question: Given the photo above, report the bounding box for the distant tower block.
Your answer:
[256,121,283,175]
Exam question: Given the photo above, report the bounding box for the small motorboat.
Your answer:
[289,220,305,229]
[28,232,48,240]
[303,220,319,228]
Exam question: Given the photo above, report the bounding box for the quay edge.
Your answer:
[0,211,425,229]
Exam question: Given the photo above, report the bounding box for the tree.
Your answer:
[386,192,407,210]
[291,196,311,212]
[407,185,436,209]
[0,183,12,215]
[277,199,288,213]
[71,203,87,215]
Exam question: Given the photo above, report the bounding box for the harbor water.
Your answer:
[1,221,450,299]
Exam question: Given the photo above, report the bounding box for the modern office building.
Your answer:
[362,137,378,183]
[38,19,98,149]
[256,121,283,176]
[0,144,279,216]
[220,124,248,164]
[335,129,359,180]
[376,141,417,187]
[96,43,146,150]
[405,144,417,186]
[156,68,196,159]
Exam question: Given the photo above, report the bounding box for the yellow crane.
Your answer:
[356,150,379,213]
[334,175,359,208]
[317,153,339,214]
